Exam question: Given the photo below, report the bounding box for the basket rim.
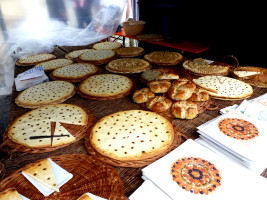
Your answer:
[1,106,96,154]
[0,154,126,200]
[85,117,182,168]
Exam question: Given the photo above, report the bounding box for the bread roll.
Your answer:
[168,79,196,101]
[132,88,155,103]
[171,101,198,119]
[148,80,171,93]
[146,96,172,112]
[188,89,209,101]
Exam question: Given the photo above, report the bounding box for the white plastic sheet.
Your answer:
[0,0,126,95]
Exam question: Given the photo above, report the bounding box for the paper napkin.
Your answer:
[129,180,171,200]
[22,158,73,196]
[15,65,49,91]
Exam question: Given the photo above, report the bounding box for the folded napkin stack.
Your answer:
[140,139,267,200]
[199,93,267,174]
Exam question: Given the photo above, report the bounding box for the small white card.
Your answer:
[198,111,267,162]
[244,101,267,121]
[15,66,49,91]
[22,158,73,197]
[17,65,44,81]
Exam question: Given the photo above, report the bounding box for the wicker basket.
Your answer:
[122,21,146,36]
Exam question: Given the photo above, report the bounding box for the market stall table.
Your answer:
[112,30,210,54]
[1,44,267,198]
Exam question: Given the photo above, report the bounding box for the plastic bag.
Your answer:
[0,0,126,95]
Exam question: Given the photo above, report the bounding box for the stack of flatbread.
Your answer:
[35,59,73,72]
[78,49,116,65]
[15,81,76,108]
[7,104,90,148]
[106,58,151,73]
[231,66,267,88]
[89,110,174,161]
[144,51,183,66]
[78,74,134,100]
[193,75,253,100]
[50,63,99,82]
[16,53,56,67]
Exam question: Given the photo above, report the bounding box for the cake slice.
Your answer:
[0,188,22,200]
[23,159,59,192]
[51,121,76,147]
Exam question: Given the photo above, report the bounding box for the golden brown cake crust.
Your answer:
[79,74,133,98]
[90,110,174,161]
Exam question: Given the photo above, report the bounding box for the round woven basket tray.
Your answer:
[85,120,182,168]
[0,108,96,154]
[231,66,267,88]
[0,154,128,200]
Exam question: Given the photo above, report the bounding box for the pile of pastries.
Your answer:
[133,77,210,119]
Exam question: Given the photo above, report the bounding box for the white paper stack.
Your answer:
[197,110,267,174]
[142,139,267,200]
[220,93,267,123]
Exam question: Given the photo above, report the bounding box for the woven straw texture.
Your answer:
[0,154,127,200]
[1,45,267,198]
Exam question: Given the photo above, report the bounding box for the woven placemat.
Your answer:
[0,107,95,154]
[85,120,182,168]
[0,154,128,200]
